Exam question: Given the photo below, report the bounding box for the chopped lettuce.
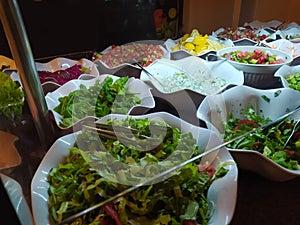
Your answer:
[48,118,229,224]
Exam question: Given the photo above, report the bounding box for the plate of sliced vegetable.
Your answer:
[45,74,155,129]
[197,85,300,181]
[31,112,238,225]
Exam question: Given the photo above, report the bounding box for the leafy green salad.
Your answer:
[285,72,300,92]
[48,117,229,225]
[54,76,141,127]
[0,71,24,120]
[224,106,300,170]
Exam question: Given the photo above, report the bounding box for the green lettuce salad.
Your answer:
[0,71,24,120]
[54,76,141,128]
[47,117,229,225]
[224,106,300,170]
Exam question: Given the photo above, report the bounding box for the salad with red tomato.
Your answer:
[222,49,285,65]
[224,106,300,170]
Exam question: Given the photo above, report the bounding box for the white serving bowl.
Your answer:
[140,56,244,95]
[35,57,99,85]
[197,85,300,181]
[45,74,155,129]
[217,46,293,86]
[31,112,238,225]
[94,40,170,75]
[261,39,300,58]
[274,64,300,90]
[139,56,244,125]
[217,46,293,73]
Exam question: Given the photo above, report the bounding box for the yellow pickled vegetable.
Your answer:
[172,29,227,55]
[192,35,207,45]
[184,42,195,51]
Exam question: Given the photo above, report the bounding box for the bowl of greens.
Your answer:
[31,112,237,225]
[274,64,300,91]
[45,74,155,129]
[197,85,300,181]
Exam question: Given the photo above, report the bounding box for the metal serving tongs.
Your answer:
[81,122,174,151]
[55,105,300,225]
[132,58,167,91]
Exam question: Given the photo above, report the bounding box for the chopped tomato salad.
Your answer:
[223,49,285,64]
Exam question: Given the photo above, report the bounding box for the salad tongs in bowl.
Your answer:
[82,122,174,150]
[54,105,300,225]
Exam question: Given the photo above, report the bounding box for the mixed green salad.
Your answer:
[224,106,300,170]
[285,72,300,92]
[0,71,24,120]
[54,76,141,127]
[48,117,229,225]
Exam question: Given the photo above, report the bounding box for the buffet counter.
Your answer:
[2,92,300,225]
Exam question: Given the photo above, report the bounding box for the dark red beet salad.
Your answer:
[38,64,86,85]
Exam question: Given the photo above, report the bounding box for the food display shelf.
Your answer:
[1,50,300,225]
[2,1,300,224]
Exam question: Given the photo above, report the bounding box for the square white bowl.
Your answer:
[197,85,300,181]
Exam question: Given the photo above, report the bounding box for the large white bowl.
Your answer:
[140,56,244,95]
[139,56,244,125]
[197,85,300,181]
[45,74,155,129]
[31,112,238,225]
[94,40,170,75]
[217,46,293,74]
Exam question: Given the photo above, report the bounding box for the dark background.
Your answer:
[0,0,183,58]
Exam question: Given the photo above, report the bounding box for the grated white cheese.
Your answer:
[155,70,227,95]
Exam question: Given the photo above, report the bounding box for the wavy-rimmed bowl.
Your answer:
[140,56,244,95]
[197,85,300,181]
[45,74,155,129]
[35,57,99,85]
[261,39,300,58]
[274,64,300,90]
[164,36,234,58]
[31,111,238,225]
[94,40,170,75]
[139,56,244,122]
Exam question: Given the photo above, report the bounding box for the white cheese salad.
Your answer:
[154,70,227,95]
